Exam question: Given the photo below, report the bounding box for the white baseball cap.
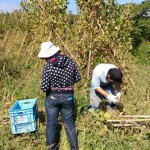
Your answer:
[38,42,60,58]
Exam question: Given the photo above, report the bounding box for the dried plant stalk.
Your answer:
[53,29,80,66]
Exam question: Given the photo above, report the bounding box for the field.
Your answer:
[0,62,149,150]
[0,1,150,149]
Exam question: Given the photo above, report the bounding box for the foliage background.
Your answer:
[0,0,150,149]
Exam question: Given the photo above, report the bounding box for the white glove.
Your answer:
[106,94,118,103]
[116,91,121,101]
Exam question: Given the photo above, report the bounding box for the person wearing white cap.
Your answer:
[38,41,81,150]
[88,64,123,112]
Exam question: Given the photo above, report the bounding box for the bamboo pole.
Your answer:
[118,115,150,118]
[107,119,150,123]
[87,49,91,79]
[111,122,150,127]
[3,31,9,47]
[53,29,80,66]
[111,123,137,127]
[18,31,27,56]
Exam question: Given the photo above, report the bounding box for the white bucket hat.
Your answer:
[38,42,60,58]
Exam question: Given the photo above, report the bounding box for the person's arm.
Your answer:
[41,64,51,92]
[96,87,109,97]
[92,70,109,97]
[96,87,118,102]
[92,71,117,102]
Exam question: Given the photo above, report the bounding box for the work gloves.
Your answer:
[106,91,121,103]
[116,91,121,101]
[106,94,118,103]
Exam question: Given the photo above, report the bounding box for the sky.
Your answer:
[0,0,144,14]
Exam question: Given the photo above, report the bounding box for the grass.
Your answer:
[0,33,150,149]
[0,63,150,150]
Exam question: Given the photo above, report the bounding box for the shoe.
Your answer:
[87,105,97,112]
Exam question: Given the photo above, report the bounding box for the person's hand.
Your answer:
[116,91,121,101]
[106,94,118,103]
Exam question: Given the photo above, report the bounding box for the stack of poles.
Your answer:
[107,115,150,128]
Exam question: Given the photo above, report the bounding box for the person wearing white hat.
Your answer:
[38,42,60,58]
[38,41,81,150]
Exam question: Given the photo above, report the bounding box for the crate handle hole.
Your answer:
[24,102,31,104]
[18,112,23,114]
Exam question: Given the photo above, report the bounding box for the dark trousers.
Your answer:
[44,92,78,150]
[90,83,116,109]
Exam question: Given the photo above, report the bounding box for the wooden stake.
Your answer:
[87,49,91,79]
[111,123,137,127]
[107,119,150,123]
[3,31,9,47]
[18,31,27,56]
[53,29,80,66]
[118,115,150,118]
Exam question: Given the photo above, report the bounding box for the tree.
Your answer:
[131,1,150,48]
[20,0,68,41]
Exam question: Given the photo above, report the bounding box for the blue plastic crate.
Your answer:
[11,121,37,134]
[9,98,38,124]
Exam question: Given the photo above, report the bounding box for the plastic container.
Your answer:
[9,98,38,134]
[11,121,37,134]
